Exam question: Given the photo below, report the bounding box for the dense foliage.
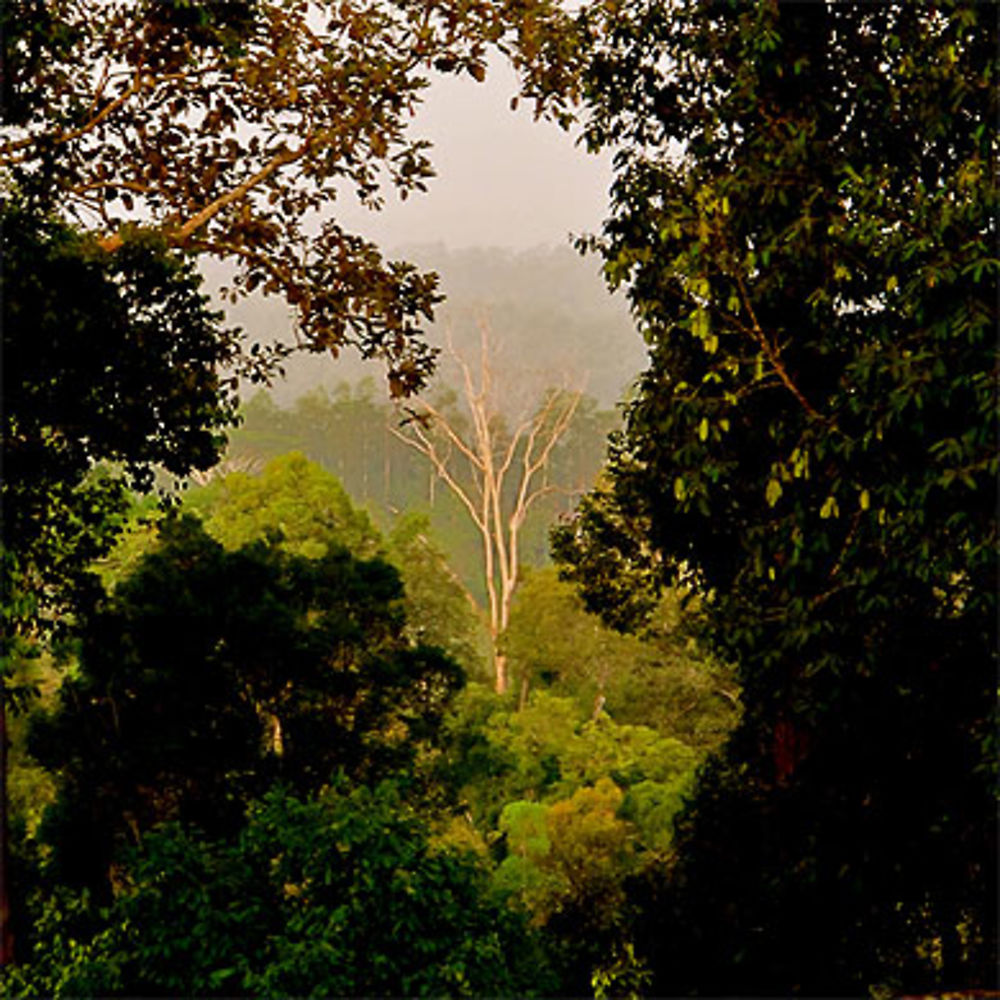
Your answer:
[29,516,462,899]
[184,452,490,676]
[7,449,731,995]
[504,567,739,747]
[9,783,550,998]
[556,0,997,993]
[225,382,619,604]
[7,2,991,994]
[1,205,239,677]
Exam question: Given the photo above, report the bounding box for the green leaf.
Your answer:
[691,308,709,339]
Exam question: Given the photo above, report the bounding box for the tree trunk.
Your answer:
[390,320,581,698]
[494,651,509,696]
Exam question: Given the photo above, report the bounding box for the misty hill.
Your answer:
[203,243,646,410]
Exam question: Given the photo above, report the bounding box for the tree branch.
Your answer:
[98,137,312,252]
[731,270,824,421]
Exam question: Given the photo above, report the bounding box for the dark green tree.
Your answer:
[181,453,488,675]
[557,1,997,993]
[0,206,244,962]
[29,516,463,899]
[2,206,241,646]
[7,783,553,998]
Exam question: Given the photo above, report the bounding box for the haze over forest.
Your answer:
[211,243,644,409]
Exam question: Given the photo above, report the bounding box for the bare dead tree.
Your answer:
[392,319,581,695]
[184,453,266,487]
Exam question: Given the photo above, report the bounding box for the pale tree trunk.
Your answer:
[392,319,580,696]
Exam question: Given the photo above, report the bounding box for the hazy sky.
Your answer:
[221,57,630,398]
[333,57,613,251]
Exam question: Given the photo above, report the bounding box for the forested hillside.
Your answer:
[220,381,617,604]
[2,1,995,997]
[221,243,644,409]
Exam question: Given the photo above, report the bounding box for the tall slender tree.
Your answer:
[394,321,581,694]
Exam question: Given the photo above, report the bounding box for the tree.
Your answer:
[187,451,383,559]
[7,783,553,998]
[494,779,639,993]
[1,206,241,636]
[437,685,697,835]
[28,515,463,898]
[558,0,997,992]
[1,0,583,394]
[504,567,740,747]
[386,513,490,678]
[394,321,581,693]
[182,453,488,674]
[0,204,243,964]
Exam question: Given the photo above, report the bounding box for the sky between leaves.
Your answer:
[213,58,627,398]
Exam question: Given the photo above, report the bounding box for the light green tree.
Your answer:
[504,567,739,749]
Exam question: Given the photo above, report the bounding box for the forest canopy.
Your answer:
[2,0,996,996]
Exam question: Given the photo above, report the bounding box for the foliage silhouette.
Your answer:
[558,0,997,992]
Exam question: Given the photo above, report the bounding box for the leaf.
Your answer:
[819,496,838,519]
[765,479,783,507]
[691,308,709,339]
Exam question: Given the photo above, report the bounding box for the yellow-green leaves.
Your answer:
[691,308,709,339]
[765,478,783,507]
[689,308,718,353]
[819,495,839,519]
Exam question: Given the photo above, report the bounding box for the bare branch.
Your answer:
[389,422,486,532]
[393,318,583,693]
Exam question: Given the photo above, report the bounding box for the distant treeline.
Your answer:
[221,381,621,602]
[222,243,646,410]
